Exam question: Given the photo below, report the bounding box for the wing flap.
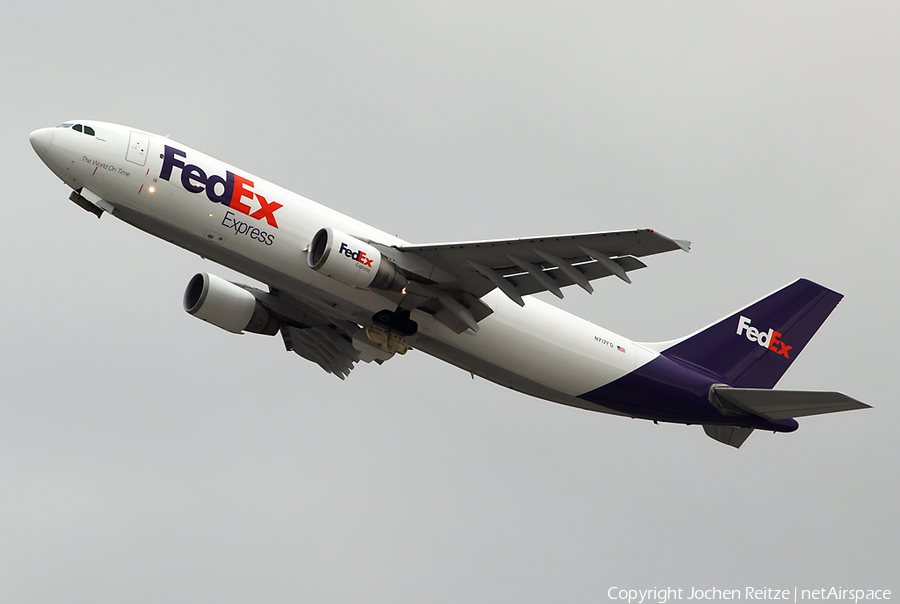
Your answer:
[508,256,647,296]
[282,325,360,379]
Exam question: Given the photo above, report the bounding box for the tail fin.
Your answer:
[660,279,843,388]
[703,425,754,448]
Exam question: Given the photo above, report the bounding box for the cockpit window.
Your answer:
[55,122,95,136]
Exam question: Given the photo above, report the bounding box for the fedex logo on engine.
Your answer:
[159,145,282,228]
[339,242,374,268]
[736,316,792,358]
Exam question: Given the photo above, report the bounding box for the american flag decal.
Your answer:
[617,345,625,353]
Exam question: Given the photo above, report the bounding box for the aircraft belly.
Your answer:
[410,334,629,417]
[412,290,657,398]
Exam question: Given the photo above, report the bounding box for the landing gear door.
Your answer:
[125,131,149,166]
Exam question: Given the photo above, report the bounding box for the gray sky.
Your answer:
[2,1,897,602]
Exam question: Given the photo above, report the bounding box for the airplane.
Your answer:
[29,120,869,448]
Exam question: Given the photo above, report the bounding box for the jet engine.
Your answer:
[183,272,279,335]
[307,227,406,291]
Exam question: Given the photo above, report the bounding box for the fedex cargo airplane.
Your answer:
[29,120,869,448]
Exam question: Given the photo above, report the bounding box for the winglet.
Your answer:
[673,239,692,252]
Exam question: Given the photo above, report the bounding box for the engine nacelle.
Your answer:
[183,272,279,335]
[307,227,406,291]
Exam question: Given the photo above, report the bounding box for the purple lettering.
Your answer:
[181,164,207,193]
[206,170,235,205]
[160,145,186,181]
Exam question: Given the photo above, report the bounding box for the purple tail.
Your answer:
[661,279,843,389]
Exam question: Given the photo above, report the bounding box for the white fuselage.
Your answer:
[31,121,660,414]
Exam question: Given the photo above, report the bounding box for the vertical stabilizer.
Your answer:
[703,425,754,448]
[662,279,843,389]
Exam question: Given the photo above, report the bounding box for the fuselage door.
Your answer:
[125,131,149,166]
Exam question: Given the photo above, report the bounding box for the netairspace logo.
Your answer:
[607,587,891,604]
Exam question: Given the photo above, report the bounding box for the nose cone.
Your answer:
[29,127,55,157]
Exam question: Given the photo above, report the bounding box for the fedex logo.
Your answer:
[159,145,282,228]
[736,316,792,358]
[339,242,374,268]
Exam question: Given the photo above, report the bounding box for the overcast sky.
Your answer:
[2,2,898,602]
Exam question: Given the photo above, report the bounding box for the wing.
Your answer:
[382,229,688,330]
[402,229,689,274]
[251,228,690,367]
[248,287,395,379]
[281,324,360,380]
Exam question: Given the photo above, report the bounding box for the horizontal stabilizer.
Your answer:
[703,425,754,448]
[710,386,871,421]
